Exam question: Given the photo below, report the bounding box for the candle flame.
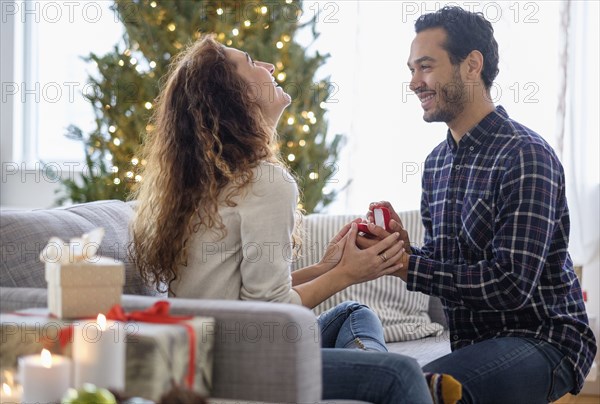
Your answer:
[41,348,52,368]
[97,313,107,331]
[2,382,11,395]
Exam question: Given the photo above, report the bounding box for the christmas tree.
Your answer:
[57,0,344,213]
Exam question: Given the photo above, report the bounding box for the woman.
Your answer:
[130,35,432,403]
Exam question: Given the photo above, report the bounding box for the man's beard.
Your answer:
[424,67,467,123]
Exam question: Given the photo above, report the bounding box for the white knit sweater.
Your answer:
[170,162,302,305]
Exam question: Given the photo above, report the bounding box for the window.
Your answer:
[12,0,123,165]
[302,1,560,213]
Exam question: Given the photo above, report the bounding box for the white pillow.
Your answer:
[293,212,444,342]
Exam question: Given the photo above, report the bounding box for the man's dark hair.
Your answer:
[415,6,499,89]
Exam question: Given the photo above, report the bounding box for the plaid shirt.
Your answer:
[407,106,596,393]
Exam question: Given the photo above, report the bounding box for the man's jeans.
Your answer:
[423,336,576,404]
[317,300,388,351]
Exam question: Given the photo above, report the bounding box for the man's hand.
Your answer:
[364,201,412,253]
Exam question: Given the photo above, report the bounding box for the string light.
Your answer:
[216,8,224,15]
[167,23,176,32]
[282,35,291,42]
[299,140,306,147]
[244,20,251,27]
[287,141,294,147]
[287,117,295,125]
[310,117,317,124]
[126,171,134,178]
[113,138,121,146]
[260,6,268,14]
[232,28,239,36]
[277,72,286,81]
[287,154,296,162]
[113,178,121,185]
[106,153,113,161]
[135,175,142,182]
[130,58,137,65]
[131,157,139,165]
[309,172,319,180]
[303,125,310,133]
[149,61,157,69]
[145,102,153,110]
[108,125,116,133]
[118,60,124,66]
[320,102,327,109]
[276,41,283,49]
[150,1,157,8]
[111,166,118,173]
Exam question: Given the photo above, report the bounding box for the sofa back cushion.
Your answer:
[0,200,161,296]
[293,210,444,342]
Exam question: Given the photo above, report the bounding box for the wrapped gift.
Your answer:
[41,228,125,319]
[0,304,214,401]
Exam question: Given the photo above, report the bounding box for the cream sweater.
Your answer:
[170,162,302,305]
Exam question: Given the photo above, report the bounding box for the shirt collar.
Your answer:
[445,105,509,151]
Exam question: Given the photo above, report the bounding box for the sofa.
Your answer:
[0,199,451,403]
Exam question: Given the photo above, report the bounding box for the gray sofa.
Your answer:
[0,200,450,403]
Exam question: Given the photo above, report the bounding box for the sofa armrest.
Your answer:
[0,288,322,403]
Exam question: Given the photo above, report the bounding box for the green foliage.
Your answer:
[57,0,344,213]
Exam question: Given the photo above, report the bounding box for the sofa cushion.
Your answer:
[0,200,161,296]
[293,211,444,343]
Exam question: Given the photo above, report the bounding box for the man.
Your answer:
[360,6,596,403]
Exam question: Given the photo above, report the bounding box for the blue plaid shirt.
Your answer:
[407,106,596,393]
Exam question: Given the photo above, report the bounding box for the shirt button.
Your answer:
[453,335,459,340]
[469,146,475,151]
[455,164,461,170]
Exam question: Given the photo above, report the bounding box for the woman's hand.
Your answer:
[334,222,406,286]
[319,218,363,271]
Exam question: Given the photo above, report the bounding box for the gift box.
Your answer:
[0,307,214,401]
[45,256,125,319]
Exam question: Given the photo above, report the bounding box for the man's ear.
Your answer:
[465,50,484,79]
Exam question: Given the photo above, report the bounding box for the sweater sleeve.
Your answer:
[238,163,302,305]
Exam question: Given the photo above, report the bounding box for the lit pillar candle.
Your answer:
[73,313,125,391]
[0,369,22,404]
[18,349,72,403]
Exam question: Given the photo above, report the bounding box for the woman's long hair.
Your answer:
[130,35,287,293]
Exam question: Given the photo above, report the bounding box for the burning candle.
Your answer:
[0,370,22,404]
[18,349,72,403]
[73,313,125,391]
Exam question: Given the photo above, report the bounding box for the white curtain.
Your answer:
[561,0,600,344]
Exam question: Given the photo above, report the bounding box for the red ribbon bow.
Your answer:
[55,301,197,389]
[106,301,197,389]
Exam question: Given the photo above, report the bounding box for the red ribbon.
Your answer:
[37,301,197,390]
[105,301,197,389]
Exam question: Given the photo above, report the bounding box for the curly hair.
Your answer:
[415,6,499,89]
[129,35,291,294]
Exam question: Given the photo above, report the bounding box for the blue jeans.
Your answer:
[318,302,433,403]
[317,301,388,351]
[322,349,433,404]
[423,336,576,404]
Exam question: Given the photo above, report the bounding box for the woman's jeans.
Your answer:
[423,336,576,404]
[317,300,388,351]
[318,301,433,404]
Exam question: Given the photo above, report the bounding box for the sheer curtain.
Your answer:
[301,1,561,214]
[561,0,600,356]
